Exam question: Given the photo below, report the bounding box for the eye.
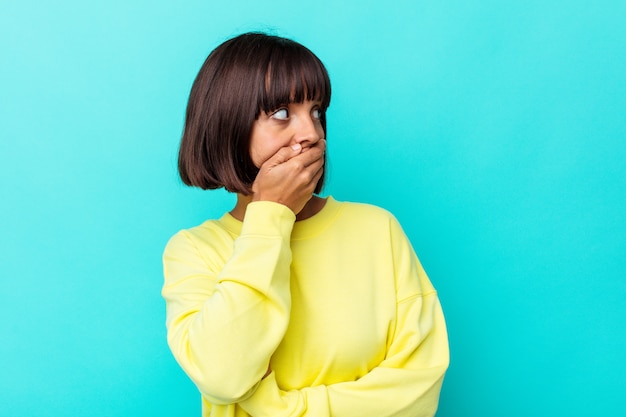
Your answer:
[271,108,289,120]
[312,107,323,120]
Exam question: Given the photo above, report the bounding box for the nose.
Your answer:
[293,113,322,147]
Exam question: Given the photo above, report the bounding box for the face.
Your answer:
[249,100,325,167]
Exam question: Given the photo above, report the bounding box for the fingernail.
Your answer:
[291,144,302,151]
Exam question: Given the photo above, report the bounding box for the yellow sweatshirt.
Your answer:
[162,197,449,416]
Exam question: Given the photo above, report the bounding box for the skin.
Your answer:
[230,100,327,222]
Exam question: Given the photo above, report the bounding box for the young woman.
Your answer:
[162,32,449,417]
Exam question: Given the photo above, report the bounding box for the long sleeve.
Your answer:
[238,215,449,417]
[162,201,296,405]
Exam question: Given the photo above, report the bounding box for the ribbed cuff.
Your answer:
[240,201,296,239]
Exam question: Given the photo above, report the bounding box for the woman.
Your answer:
[162,32,449,417]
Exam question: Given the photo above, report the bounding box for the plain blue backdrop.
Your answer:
[1,1,625,415]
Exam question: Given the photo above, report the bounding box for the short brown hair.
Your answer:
[178,32,332,194]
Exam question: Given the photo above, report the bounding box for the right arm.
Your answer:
[162,201,296,404]
[162,141,325,404]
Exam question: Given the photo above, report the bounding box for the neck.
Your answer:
[230,195,326,222]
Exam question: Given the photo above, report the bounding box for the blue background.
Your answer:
[1,1,625,415]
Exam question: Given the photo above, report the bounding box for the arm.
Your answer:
[239,216,450,417]
[162,141,326,405]
[162,201,295,404]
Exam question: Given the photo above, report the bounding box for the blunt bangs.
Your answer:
[258,39,331,116]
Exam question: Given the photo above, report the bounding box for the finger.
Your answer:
[297,156,325,188]
[265,143,303,167]
[303,164,324,190]
[291,142,326,167]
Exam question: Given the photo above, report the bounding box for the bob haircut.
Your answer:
[178,32,332,194]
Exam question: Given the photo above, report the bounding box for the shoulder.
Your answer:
[323,198,409,245]
[333,198,414,245]
[164,218,235,260]
[334,199,400,229]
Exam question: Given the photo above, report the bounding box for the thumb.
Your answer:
[267,143,302,166]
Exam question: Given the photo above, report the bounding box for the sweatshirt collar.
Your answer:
[219,196,342,240]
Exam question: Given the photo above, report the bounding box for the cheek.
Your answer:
[249,147,263,168]
[249,125,274,168]
[316,122,325,139]
[249,138,282,168]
